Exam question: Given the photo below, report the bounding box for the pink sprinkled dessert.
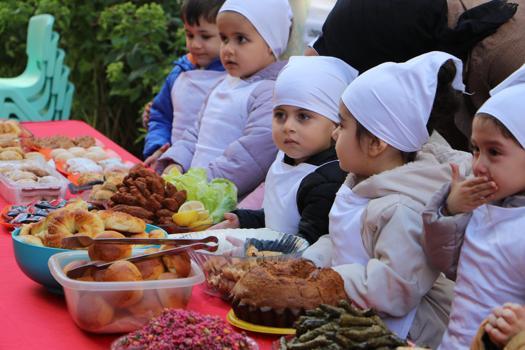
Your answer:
[111,309,256,350]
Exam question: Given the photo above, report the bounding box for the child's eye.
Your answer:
[186,32,194,39]
[297,113,310,121]
[488,148,500,156]
[202,35,213,40]
[219,34,227,43]
[273,112,285,120]
[470,144,479,154]
[236,35,247,44]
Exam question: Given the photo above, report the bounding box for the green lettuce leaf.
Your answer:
[162,167,238,223]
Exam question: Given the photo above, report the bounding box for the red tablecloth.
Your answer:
[0,121,277,349]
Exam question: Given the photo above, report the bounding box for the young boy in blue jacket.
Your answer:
[143,0,225,162]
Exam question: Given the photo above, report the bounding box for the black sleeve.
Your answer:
[296,161,347,245]
[232,208,265,229]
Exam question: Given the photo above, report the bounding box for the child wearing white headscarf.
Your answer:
[213,56,358,244]
[156,0,292,197]
[302,51,472,348]
[422,63,525,349]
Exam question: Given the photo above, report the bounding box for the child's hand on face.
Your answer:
[485,303,525,347]
[209,213,240,230]
[144,143,170,168]
[444,163,498,215]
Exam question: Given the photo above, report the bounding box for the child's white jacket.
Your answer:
[423,175,525,349]
[303,134,471,348]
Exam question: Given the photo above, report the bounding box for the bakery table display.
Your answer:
[0,121,276,350]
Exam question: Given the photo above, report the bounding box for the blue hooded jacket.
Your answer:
[144,54,224,157]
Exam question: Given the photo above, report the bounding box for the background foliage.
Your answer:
[0,0,187,156]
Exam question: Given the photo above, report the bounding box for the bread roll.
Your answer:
[88,231,132,262]
[160,246,191,278]
[134,248,165,280]
[76,294,114,329]
[103,261,143,307]
[156,272,191,309]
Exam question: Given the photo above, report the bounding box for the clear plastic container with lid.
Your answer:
[48,249,205,333]
[0,159,68,203]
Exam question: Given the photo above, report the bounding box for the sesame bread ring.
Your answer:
[97,210,146,234]
[44,209,104,248]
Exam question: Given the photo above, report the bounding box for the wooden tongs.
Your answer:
[65,241,218,279]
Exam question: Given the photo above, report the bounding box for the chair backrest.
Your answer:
[26,14,54,64]
[45,32,60,77]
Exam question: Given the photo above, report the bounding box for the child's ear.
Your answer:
[367,137,389,158]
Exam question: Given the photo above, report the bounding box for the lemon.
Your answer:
[189,216,213,230]
[172,210,199,227]
[167,166,181,177]
[178,200,205,212]
[197,209,210,221]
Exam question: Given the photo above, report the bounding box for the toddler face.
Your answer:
[217,11,275,78]
[333,104,370,175]
[471,116,525,201]
[272,105,336,164]
[184,17,221,68]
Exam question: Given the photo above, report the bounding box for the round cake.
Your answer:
[231,259,349,328]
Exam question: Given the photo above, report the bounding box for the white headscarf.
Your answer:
[219,0,292,58]
[273,56,358,123]
[478,63,525,148]
[341,51,465,152]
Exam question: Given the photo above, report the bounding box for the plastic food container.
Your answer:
[0,159,68,204]
[178,228,309,299]
[49,250,205,333]
[12,224,167,293]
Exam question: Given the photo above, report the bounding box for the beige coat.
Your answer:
[303,135,472,349]
[447,0,525,137]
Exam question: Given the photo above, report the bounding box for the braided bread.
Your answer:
[44,209,104,247]
[96,210,146,234]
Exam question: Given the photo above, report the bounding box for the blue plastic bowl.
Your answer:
[12,224,167,293]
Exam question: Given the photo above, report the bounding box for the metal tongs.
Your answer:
[61,235,218,249]
[65,241,218,279]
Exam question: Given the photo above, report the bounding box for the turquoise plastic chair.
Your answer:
[0,14,75,121]
[27,78,53,112]
[39,95,57,121]
[0,15,54,99]
[1,91,40,120]
[55,67,70,111]
[45,32,59,78]
[51,49,68,112]
[1,102,26,120]
[51,49,65,94]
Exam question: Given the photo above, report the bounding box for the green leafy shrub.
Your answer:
[0,0,187,157]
